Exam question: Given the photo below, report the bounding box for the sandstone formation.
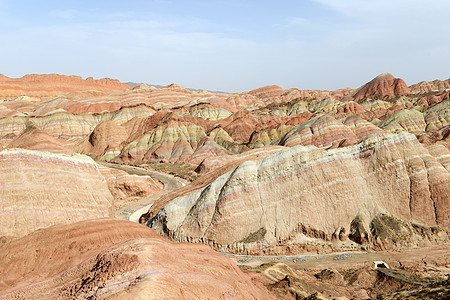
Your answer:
[1,71,450,299]
[189,136,232,165]
[341,115,384,140]
[0,218,275,299]
[0,73,130,99]
[352,73,411,102]
[0,148,113,238]
[98,165,163,209]
[410,78,450,93]
[247,84,286,99]
[78,120,129,160]
[146,132,449,254]
[175,103,233,120]
[426,144,450,171]
[282,87,355,101]
[195,146,286,174]
[6,122,73,154]
[280,114,358,148]
[377,109,427,134]
[115,112,209,163]
[1,73,448,167]
[248,125,294,148]
[163,82,192,93]
[423,98,450,132]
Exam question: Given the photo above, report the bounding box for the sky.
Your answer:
[0,0,449,92]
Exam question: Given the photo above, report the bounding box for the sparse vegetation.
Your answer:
[238,261,277,273]
[239,227,267,244]
[140,161,200,182]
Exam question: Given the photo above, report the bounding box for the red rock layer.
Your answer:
[0,149,113,238]
[0,73,130,98]
[247,84,285,99]
[0,218,275,299]
[7,124,74,154]
[410,78,450,93]
[98,165,163,209]
[342,115,384,140]
[280,114,358,148]
[77,120,129,159]
[352,73,411,102]
[190,137,231,164]
[284,87,355,101]
[146,132,449,254]
[114,112,210,163]
[0,72,448,168]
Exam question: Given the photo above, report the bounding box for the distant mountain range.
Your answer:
[125,82,231,94]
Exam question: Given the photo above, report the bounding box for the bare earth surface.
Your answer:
[232,244,450,299]
[227,244,450,271]
[1,72,449,299]
[99,162,186,221]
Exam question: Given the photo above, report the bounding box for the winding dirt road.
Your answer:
[224,244,450,275]
[99,162,186,222]
[98,163,450,280]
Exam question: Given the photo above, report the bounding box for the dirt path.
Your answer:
[98,162,186,222]
[99,162,186,190]
[224,244,450,272]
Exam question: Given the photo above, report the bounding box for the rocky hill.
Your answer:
[0,72,449,298]
[0,218,274,299]
[145,132,449,254]
[0,148,113,239]
[0,73,130,99]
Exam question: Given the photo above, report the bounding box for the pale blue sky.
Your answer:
[0,0,449,92]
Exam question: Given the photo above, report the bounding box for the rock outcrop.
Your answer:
[0,149,113,238]
[1,72,448,165]
[377,109,427,134]
[280,114,358,148]
[0,73,130,99]
[352,73,411,102]
[247,85,285,99]
[115,113,209,163]
[0,218,275,299]
[78,120,129,160]
[7,122,73,154]
[1,72,450,298]
[146,132,449,254]
[410,78,450,93]
[98,165,163,209]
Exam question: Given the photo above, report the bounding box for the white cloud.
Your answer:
[314,0,449,16]
[0,17,285,91]
[0,1,448,91]
[303,0,450,85]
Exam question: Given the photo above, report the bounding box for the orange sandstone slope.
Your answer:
[410,78,450,93]
[6,122,74,154]
[0,73,130,98]
[0,148,114,238]
[0,218,275,300]
[351,73,411,102]
[145,132,450,255]
[0,73,449,166]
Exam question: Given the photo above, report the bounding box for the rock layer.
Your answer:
[0,149,113,238]
[147,132,449,254]
[0,73,130,99]
[410,78,450,93]
[0,218,275,299]
[98,165,163,209]
[352,73,411,102]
